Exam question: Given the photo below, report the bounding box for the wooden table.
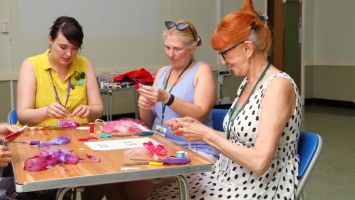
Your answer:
[8,128,214,200]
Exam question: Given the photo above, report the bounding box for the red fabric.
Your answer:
[113,68,154,83]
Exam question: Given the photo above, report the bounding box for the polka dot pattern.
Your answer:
[148,72,302,200]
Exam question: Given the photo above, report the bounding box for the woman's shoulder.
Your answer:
[26,50,48,63]
[263,71,299,98]
[195,61,212,74]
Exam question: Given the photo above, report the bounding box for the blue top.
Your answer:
[152,61,219,157]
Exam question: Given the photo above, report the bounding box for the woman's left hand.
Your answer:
[165,117,211,142]
[71,105,91,118]
[0,145,11,168]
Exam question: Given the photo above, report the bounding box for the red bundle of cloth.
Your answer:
[113,68,154,84]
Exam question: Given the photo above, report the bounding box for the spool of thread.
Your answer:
[176,151,186,158]
[89,123,94,133]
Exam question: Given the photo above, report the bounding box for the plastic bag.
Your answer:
[101,118,149,134]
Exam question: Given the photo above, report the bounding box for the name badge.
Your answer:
[155,125,167,137]
[219,155,230,173]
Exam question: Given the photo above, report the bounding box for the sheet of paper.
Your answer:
[85,137,158,151]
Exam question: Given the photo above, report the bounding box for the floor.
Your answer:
[302,104,355,200]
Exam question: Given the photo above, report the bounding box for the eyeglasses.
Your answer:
[218,41,244,60]
[164,20,201,46]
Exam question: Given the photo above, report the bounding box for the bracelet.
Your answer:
[165,93,175,106]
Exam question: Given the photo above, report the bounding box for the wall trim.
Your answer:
[305,98,355,109]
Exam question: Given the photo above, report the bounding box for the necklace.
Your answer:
[226,63,271,139]
[161,59,193,123]
[48,69,72,108]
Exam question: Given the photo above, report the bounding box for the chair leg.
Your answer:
[74,187,85,200]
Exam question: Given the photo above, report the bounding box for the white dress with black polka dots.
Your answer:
[147,72,302,200]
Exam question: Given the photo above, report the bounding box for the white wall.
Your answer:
[310,0,355,66]
[304,0,355,101]
[0,0,221,79]
[0,0,268,80]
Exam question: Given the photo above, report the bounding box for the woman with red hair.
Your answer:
[148,0,302,199]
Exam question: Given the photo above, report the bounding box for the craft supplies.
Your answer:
[14,136,71,146]
[5,125,28,142]
[176,151,187,158]
[89,123,94,133]
[143,141,168,156]
[123,161,164,166]
[161,157,191,165]
[78,136,98,142]
[24,149,81,171]
[129,157,191,165]
[135,83,142,90]
[58,118,80,128]
[99,131,153,138]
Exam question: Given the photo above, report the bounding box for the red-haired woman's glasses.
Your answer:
[165,20,201,46]
[218,41,244,60]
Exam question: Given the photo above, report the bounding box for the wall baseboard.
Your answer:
[305,98,355,109]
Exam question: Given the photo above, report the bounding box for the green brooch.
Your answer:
[71,72,86,89]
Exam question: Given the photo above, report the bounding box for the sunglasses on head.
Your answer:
[164,20,201,46]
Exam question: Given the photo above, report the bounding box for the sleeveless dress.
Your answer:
[148,72,302,200]
[152,61,219,157]
[27,49,89,126]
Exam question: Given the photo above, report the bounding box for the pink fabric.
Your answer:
[102,118,149,133]
[143,141,168,156]
[58,119,80,128]
[24,149,81,171]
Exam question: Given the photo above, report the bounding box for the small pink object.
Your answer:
[58,119,80,128]
[143,141,168,156]
[135,83,142,91]
[89,123,94,133]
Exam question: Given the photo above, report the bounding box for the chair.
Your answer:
[296,131,323,199]
[211,108,229,131]
[7,109,18,125]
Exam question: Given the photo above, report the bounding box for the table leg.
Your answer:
[108,90,112,121]
[134,90,139,118]
[176,175,189,200]
[104,93,109,121]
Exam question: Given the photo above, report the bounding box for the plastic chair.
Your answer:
[7,109,18,125]
[296,131,322,199]
[211,108,229,131]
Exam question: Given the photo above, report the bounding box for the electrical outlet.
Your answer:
[1,20,9,33]
[218,70,230,76]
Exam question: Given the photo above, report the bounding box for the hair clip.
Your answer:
[259,13,268,22]
[196,36,202,46]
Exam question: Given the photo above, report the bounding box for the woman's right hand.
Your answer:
[46,103,69,119]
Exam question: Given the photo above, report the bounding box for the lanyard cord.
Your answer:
[226,63,271,139]
[48,69,72,108]
[161,59,193,123]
